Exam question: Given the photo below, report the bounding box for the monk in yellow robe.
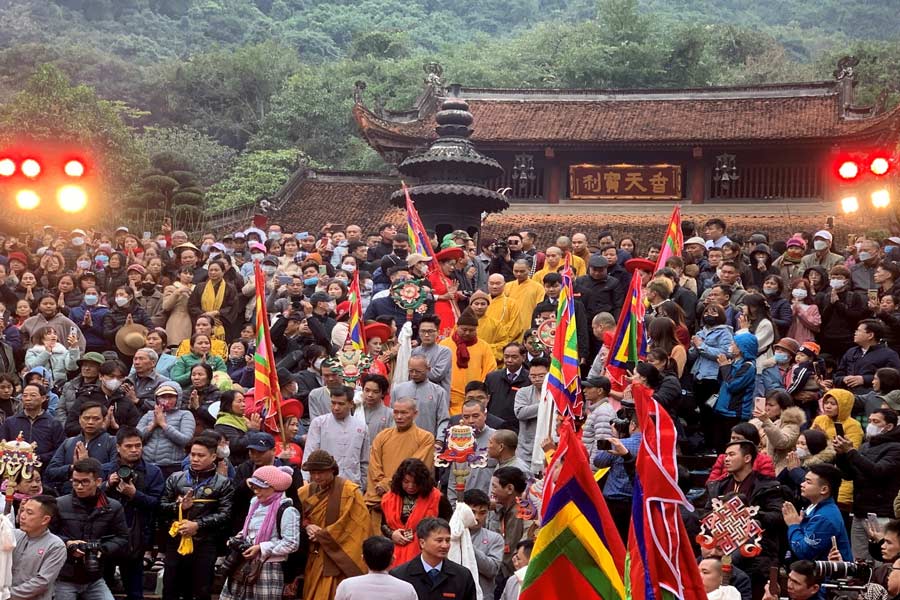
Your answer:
[505,260,545,332]
[557,236,586,277]
[531,246,564,284]
[469,287,521,364]
[298,450,369,600]
[364,397,436,533]
[439,309,496,415]
[485,273,524,343]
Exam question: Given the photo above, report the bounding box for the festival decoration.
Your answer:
[0,433,41,514]
[536,317,556,350]
[696,496,764,557]
[253,261,285,438]
[325,352,373,387]
[434,425,488,494]
[390,277,429,320]
[545,255,583,417]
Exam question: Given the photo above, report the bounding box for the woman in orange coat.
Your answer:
[380,458,452,566]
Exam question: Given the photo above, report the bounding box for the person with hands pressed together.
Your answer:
[137,382,195,479]
[833,407,900,561]
[46,401,118,493]
[25,325,81,385]
[160,436,235,600]
[169,333,227,388]
[781,463,852,561]
[100,426,165,600]
[51,457,129,600]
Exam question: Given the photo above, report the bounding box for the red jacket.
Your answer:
[707,451,776,484]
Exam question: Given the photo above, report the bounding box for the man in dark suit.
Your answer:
[484,343,530,431]
[391,517,478,600]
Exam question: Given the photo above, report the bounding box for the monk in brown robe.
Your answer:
[298,450,369,600]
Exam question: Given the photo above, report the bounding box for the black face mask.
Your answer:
[702,315,719,326]
[394,248,409,259]
[142,283,156,294]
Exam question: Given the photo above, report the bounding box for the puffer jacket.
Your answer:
[757,406,805,474]
[52,493,129,583]
[160,467,234,542]
[836,424,900,518]
[101,302,155,342]
[812,389,864,506]
[57,375,101,425]
[582,399,616,454]
[714,332,757,419]
[25,343,79,385]
[169,352,227,387]
[137,403,196,467]
[690,324,734,381]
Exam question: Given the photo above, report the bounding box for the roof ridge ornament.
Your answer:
[423,62,444,96]
[353,80,367,105]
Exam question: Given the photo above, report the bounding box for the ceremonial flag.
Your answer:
[347,269,365,352]
[403,182,436,261]
[605,271,647,388]
[253,262,284,436]
[545,257,583,417]
[654,205,683,272]
[626,384,707,600]
[521,419,626,600]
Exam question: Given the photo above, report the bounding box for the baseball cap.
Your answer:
[813,230,833,242]
[684,236,705,247]
[155,383,180,397]
[246,432,276,452]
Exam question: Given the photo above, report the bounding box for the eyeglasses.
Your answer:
[71,478,94,488]
[419,329,437,335]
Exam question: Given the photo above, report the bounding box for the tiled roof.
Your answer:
[354,86,900,147]
[273,174,882,250]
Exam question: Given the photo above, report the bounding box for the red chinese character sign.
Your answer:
[569,163,682,200]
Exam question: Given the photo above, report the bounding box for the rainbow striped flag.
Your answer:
[626,384,707,600]
[520,419,626,600]
[348,269,365,352]
[253,261,284,435]
[654,205,683,272]
[606,271,648,388]
[545,257,583,417]
[402,182,436,261]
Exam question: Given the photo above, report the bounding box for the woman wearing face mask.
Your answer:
[74,253,93,278]
[747,244,778,290]
[736,293,774,376]
[102,286,155,353]
[188,260,240,342]
[100,251,129,299]
[772,236,807,285]
[761,275,792,337]
[299,263,321,297]
[136,381,196,480]
[290,345,327,416]
[53,274,83,311]
[820,265,869,360]
[162,266,195,348]
[786,278,821,344]
[69,285,111,354]
[777,428,835,505]
[690,304,735,410]
[128,266,164,326]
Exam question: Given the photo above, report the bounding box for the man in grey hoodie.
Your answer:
[11,494,67,600]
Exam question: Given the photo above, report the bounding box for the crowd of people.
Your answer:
[5,217,900,600]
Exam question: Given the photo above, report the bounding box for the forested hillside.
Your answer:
[0,0,897,212]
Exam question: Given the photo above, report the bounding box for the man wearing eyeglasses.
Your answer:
[51,457,129,600]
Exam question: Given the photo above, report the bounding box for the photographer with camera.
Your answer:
[219,465,300,600]
[101,426,165,600]
[51,457,129,600]
[593,408,641,541]
[761,560,821,600]
[160,435,235,600]
[488,237,520,281]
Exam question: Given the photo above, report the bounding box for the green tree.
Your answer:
[137,126,237,187]
[0,64,147,201]
[124,151,205,232]
[205,148,303,212]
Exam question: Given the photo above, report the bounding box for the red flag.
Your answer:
[253,262,284,436]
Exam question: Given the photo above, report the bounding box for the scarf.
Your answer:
[215,412,247,432]
[451,330,476,368]
[242,492,284,544]
[448,502,483,600]
[381,488,442,566]
[201,280,227,338]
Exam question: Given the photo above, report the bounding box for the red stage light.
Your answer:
[20,159,41,178]
[870,157,890,176]
[64,159,85,177]
[0,158,14,177]
[838,160,859,180]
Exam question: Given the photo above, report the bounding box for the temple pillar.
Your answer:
[688,146,705,204]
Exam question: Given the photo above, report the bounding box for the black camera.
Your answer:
[217,535,252,576]
[609,417,631,438]
[813,560,872,581]
[116,466,135,485]
[72,541,103,577]
[491,240,508,255]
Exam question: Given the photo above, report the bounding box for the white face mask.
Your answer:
[830,279,846,290]
[813,240,828,251]
[262,265,276,275]
[795,447,810,460]
[342,264,356,273]
[251,253,265,261]
[115,296,129,307]
[217,445,231,459]
[314,357,324,370]
[76,260,91,269]
[104,378,122,391]
[866,423,883,439]
[791,289,808,300]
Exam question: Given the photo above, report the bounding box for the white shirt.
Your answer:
[334,571,418,600]
[304,413,368,487]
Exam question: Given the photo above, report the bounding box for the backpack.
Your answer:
[275,499,306,584]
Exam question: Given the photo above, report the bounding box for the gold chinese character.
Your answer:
[581,174,601,193]
[603,172,621,193]
[649,172,669,194]
[624,172,647,192]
